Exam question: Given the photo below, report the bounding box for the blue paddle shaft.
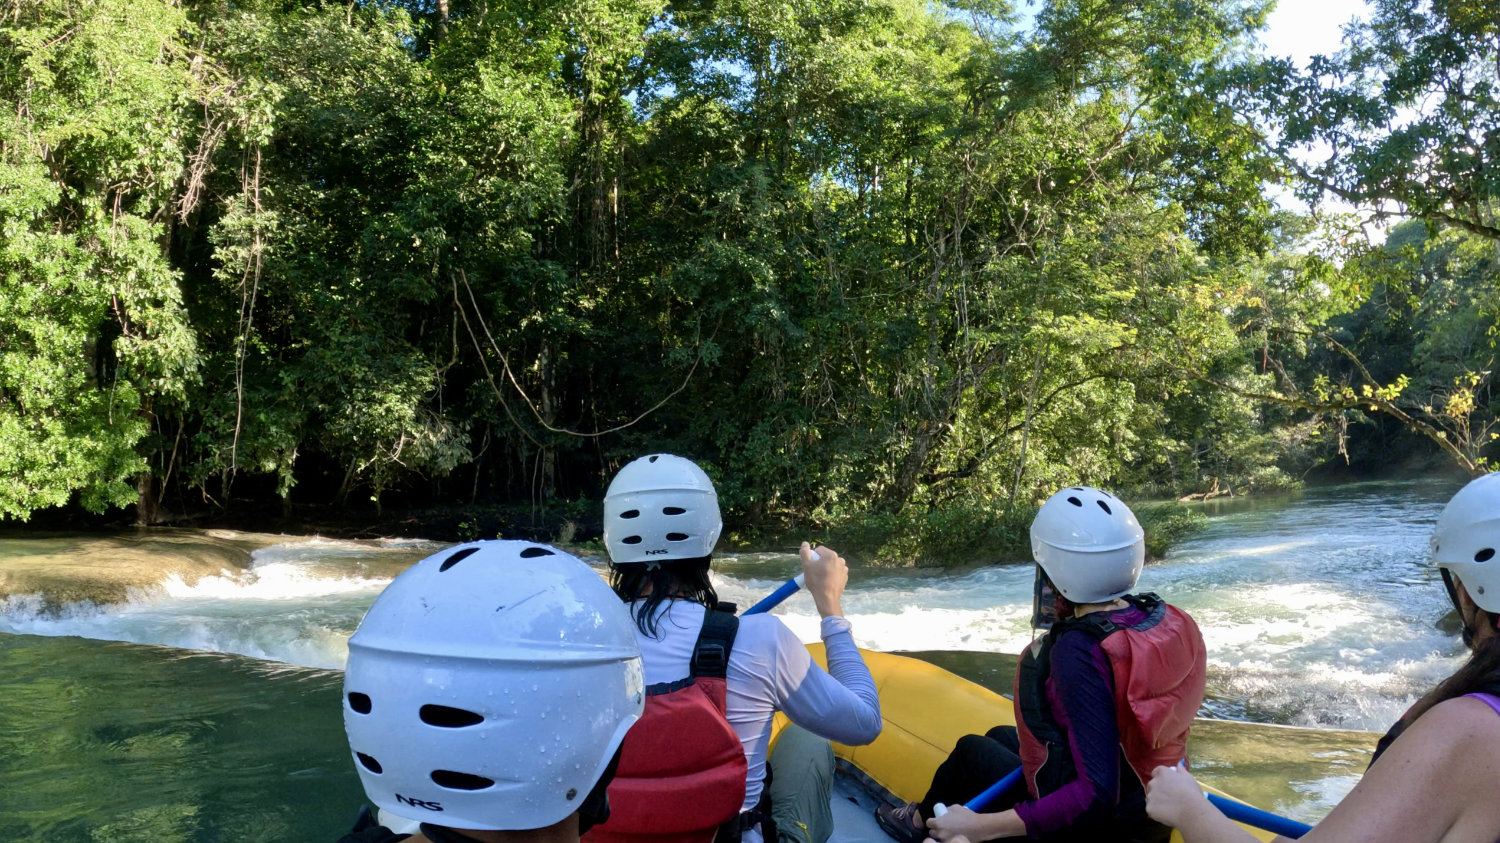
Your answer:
[966,767,1024,811]
[743,572,807,615]
[1206,793,1311,839]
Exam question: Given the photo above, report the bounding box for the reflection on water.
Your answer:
[0,633,363,841]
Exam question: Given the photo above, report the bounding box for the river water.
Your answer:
[0,478,1467,839]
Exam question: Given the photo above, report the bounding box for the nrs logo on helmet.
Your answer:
[604,454,724,564]
[395,794,444,812]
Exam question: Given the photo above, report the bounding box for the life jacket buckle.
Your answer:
[693,641,729,675]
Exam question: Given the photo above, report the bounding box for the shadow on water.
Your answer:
[0,633,363,841]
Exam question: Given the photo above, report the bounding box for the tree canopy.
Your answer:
[1,0,1494,561]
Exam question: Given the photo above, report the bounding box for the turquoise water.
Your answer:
[0,633,363,840]
[0,478,1471,836]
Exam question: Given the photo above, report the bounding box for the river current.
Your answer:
[0,478,1467,839]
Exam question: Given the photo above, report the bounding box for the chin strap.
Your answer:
[578,745,624,834]
[419,826,485,843]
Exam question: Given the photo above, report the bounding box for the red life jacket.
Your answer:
[1014,593,1207,798]
[584,609,748,843]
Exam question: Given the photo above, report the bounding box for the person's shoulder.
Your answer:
[1049,623,1109,664]
[1417,695,1500,744]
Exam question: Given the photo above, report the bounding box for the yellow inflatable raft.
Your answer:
[784,645,1280,842]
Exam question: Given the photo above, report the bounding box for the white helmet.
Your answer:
[343,540,644,831]
[1030,486,1145,604]
[1432,473,1500,616]
[604,454,723,564]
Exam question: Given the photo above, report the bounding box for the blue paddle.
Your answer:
[1180,759,1311,838]
[1205,793,1311,839]
[743,573,806,615]
[744,547,824,616]
[930,767,1023,817]
[931,768,1312,839]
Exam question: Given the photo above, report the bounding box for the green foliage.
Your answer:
[1135,503,1209,560]
[823,502,1036,568]
[1232,0,1500,239]
[3,0,1488,550]
[0,0,200,518]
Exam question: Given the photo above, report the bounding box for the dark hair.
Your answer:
[1402,608,1500,726]
[608,556,718,638]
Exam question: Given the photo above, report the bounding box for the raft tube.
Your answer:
[776,645,1281,842]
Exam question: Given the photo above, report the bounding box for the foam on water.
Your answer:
[0,538,435,669]
[0,481,1476,731]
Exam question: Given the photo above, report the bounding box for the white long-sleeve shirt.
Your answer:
[630,599,883,816]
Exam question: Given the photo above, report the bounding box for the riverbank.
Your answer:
[0,494,1210,569]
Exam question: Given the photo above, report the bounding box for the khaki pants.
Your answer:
[767,724,835,843]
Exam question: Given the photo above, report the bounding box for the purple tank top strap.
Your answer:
[1463,692,1500,718]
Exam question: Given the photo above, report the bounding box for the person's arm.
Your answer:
[1148,696,1500,843]
[925,804,1027,841]
[776,544,882,744]
[1144,765,1274,843]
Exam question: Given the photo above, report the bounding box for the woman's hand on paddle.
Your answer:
[1146,764,1209,829]
[925,804,989,841]
[801,542,847,618]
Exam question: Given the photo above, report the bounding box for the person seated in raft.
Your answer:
[335,540,645,843]
[1145,473,1500,843]
[878,486,1208,843]
[583,454,883,843]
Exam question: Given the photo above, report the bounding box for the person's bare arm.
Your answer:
[1150,696,1500,843]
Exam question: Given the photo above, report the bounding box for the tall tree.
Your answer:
[0,0,200,520]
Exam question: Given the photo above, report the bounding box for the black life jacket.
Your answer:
[1370,676,1500,768]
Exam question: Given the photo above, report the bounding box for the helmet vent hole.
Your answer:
[620,509,640,519]
[666,532,689,541]
[519,546,555,558]
[420,704,485,728]
[622,536,643,545]
[356,753,383,774]
[649,455,660,462]
[432,770,496,791]
[1097,500,1113,515]
[439,547,481,572]
[663,506,686,515]
[1067,496,1083,507]
[348,692,372,714]
[1476,548,1496,563]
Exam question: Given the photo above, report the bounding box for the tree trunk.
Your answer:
[135,471,160,526]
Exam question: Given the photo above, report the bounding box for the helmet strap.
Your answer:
[1031,567,1060,631]
[419,825,491,842]
[1444,568,1487,649]
[577,745,624,834]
